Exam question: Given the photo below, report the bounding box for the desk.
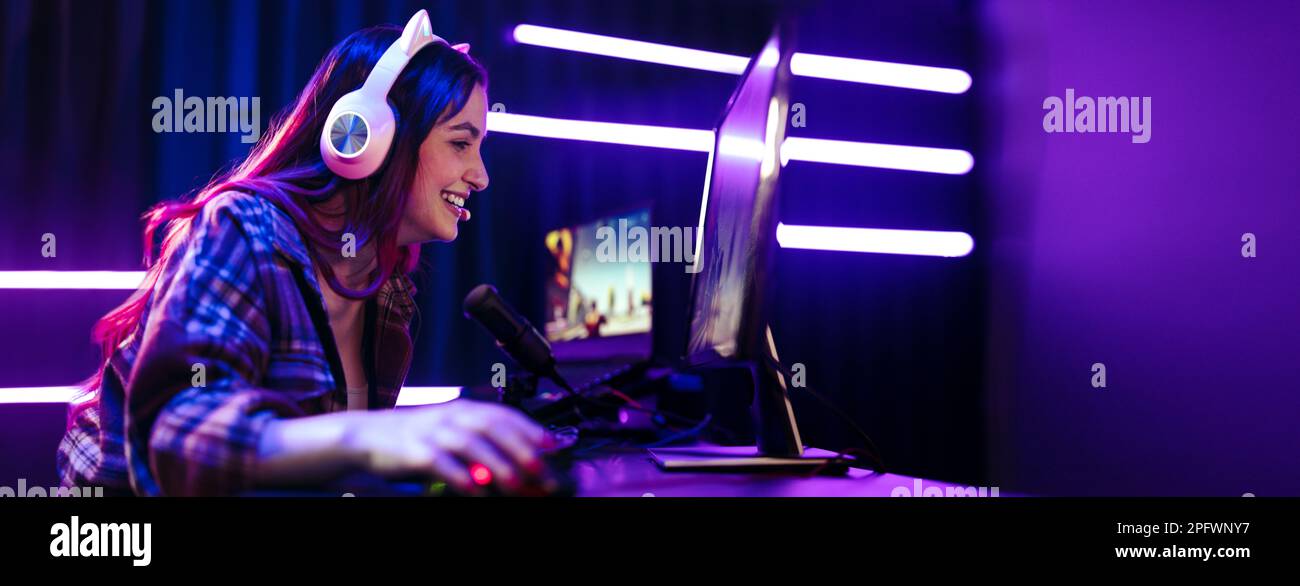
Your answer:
[572,445,971,497]
[248,444,975,497]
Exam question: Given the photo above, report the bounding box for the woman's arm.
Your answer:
[256,401,551,494]
[254,411,364,487]
[126,194,305,496]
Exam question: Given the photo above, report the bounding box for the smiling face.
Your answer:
[398,84,490,245]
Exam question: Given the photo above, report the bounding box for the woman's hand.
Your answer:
[343,400,550,494]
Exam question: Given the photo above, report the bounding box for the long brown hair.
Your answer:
[71,24,486,421]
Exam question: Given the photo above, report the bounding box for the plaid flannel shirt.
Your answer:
[56,191,418,496]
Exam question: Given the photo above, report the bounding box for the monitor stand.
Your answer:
[650,337,853,475]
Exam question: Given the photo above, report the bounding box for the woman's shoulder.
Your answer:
[199,190,287,232]
[195,190,311,266]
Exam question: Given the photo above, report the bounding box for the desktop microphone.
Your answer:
[462,284,574,392]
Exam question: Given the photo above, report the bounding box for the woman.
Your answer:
[57,11,549,496]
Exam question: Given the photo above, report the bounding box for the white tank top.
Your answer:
[346,386,369,411]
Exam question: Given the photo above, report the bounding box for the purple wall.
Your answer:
[979,0,1300,495]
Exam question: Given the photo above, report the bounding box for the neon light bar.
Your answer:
[512,24,749,74]
[487,111,714,152]
[488,112,973,175]
[0,385,461,405]
[781,137,974,175]
[394,386,462,407]
[512,24,971,94]
[776,223,974,257]
[790,52,971,94]
[0,271,146,290]
[0,386,80,404]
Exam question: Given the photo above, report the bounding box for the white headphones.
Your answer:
[320,10,461,180]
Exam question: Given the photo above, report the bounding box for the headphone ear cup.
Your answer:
[320,90,397,180]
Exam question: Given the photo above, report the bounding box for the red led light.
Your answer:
[470,463,492,486]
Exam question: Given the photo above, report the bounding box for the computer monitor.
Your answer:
[676,24,809,459]
[685,32,787,369]
[543,207,654,362]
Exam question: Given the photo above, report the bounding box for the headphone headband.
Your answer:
[320,9,464,180]
[359,10,443,101]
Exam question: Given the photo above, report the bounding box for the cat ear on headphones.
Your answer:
[398,9,441,56]
[451,43,471,54]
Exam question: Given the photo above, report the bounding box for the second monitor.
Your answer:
[543,208,654,363]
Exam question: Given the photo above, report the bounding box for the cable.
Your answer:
[569,388,743,443]
[765,354,887,474]
[638,413,712,448]
[570,415,714,458]
[552,361,887,475]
